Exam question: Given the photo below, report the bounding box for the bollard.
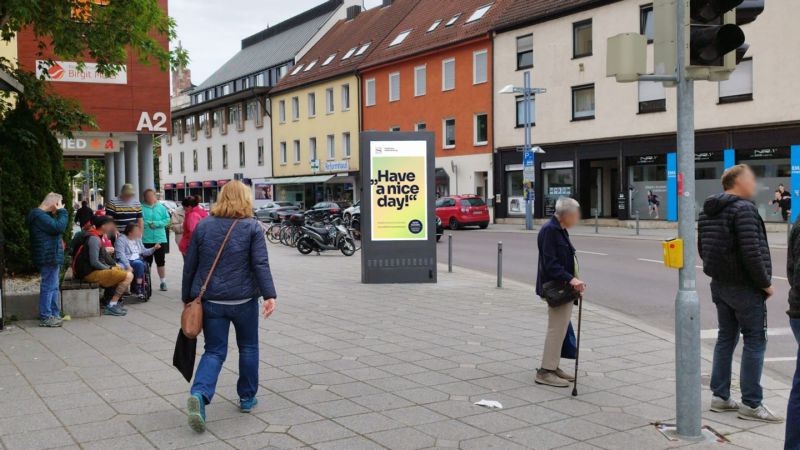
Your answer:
[635,211,640,236]
[594,211,599,234]
[497,241,503,288]
[448,234,453,273]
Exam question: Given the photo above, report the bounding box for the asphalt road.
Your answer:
[436,228,798,382]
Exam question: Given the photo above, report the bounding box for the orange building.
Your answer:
[360,0,509,203]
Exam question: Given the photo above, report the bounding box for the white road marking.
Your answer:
[637,258,663,264]
[701,327,795,340]
[774,275,788,281]
[577,250,608,256]
[765,357,797,363]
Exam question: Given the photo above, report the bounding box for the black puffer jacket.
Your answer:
[698,193,771,289]
[786,218,800,318]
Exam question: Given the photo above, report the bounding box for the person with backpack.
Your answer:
[26,192,68,327]
[73,215,133,316]
[115,223,159,298]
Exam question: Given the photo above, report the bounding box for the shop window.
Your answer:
[207,147,212,170]
[308,92,316,117]
[365,78,376,106]
[474,113,488,145]
[341,84,350,111]
[443,118,456,149]
[239,142,246,168]
[293,140,301,164]
[572,84,595,120]
[257,138,264,166]
[638,80,666,113]
[640,4,654,43]
[573,19,592,58]
[719,59,753,103]
[473,50,488,84]
[309,137,317,161]
[279,142,287,165]
[506,171,525,216]
[516,96,535,127]
[415,65,426,96]
[442,58,455,91]
[193,149,198,172]
[343,132,351,157]
[517,34,533,69]
[389,72,400,101]
[222,144,228,169]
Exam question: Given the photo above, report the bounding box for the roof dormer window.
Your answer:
[355,42,371,56]
[323,53,337,66]
[445,14,460,27]
[304,59,317,71]
[428,19,442,32]
[342,47,357,60]
[389,30,412,47]
[290,64,304,76]
[466,4,492,23]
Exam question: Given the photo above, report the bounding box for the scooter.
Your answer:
[296,217,357,256]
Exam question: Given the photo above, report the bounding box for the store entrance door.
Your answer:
[583,159,618,218]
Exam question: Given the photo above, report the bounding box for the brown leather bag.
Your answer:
[181,219,240,339]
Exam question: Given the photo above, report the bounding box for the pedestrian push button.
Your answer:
[662,238,683,269]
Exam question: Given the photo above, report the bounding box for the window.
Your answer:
[638,80,666,113]
[168,154,173,174]
[390,126,401,132]
[279,142,287,164]
[291,96,299,120]
[341,84,350,111]
[573,20,592,57]
[414,65,427,96]
[206,147,212,170]
[304,59,317,71]
[466,4,492,23]
[221,84,231,95]
[515,96,536,127]
[428,19,442,32]
[278,65,288,79]
[323,53,337,66]
[365,78,376,106]
[222,144,228,169]
[278,100,286,123]
[246,101,258,122]
[308,92,316,117]
[309,137,317,161]
[293,140,301,163]
[327,135,335,159]
[415,122,426,131]
[389,72,400,101]
[474,113,488,145]
[193,149,198,172]
[257,138,264,166]
[290,64,304,76]
[517,34,533,69]
[641,4,654,42]
[445,14,460,27]
[719,59,753,103]
[238,142,246,167]
[442,58,455,91]
[355,43,370,56]
[572,84,595,120]
[390,30,412,47]
[473,50,488,84]
[343,47,357,60]
[343,132,351,157]
[255,73,265,86]
[443,118,456,148]
[325,88,335,113]
[179,151,185,173]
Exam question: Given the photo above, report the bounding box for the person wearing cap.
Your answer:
[107,184,143,235]
[73,215,133,316]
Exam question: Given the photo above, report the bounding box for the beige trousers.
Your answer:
[541,300,574,371]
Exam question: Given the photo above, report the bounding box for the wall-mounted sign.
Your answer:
[310,159,320,174]
[37,60,127,85]
[628,154,667,165]
[737,146,790,160]
[59,135,119,155]
[324,160,350,172]
[136,111,168,132]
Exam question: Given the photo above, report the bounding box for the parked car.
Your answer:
[343,201,360,223]
[307,201,349,221]
[435,195,490,230]
[254,201,300,222]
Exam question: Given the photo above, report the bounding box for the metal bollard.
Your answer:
[594,211,599,234]
[635,211,640,236]
[448,234,453,273]
[497,241,503,288]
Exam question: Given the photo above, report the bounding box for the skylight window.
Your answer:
[323,53,337,66]
[466,4,492,23]
[428,19,442,32]
[342,47,357,60]
[304,60,317,71]
[445,14,460,27]
[290,64,304,76]
[389,30,412,47]
[355,42,371,56]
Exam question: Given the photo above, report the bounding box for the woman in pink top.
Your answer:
[179,196,208,255]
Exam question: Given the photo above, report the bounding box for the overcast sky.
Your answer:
[170,0,383,85]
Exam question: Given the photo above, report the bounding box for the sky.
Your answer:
[170,0,383,85]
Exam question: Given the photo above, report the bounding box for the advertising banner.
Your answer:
[37,60,127,85]
[792,145,800,222]
[369,140,428,241]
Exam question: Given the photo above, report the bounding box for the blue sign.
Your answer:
[522,149,535,183]
[791,145,800,222]
[666,152,677,222]
[724,148,735,170]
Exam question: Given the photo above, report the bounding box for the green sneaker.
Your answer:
[104,305,126,316]
[187,393,206,432]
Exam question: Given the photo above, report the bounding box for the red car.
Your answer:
[436,195,490,230]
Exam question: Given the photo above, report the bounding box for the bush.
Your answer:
[1,103,73,275]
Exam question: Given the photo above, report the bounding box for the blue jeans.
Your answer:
[786,319,800,450]
[191,299,259,404]
[129,259,146,281]
[710,282,767,408]
[39,264,61,320]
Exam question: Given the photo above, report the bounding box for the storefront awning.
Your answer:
[263,175,334,185]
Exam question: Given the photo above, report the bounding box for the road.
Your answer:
[436,228,798,381]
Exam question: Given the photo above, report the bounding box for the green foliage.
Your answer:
[1,102,73,275]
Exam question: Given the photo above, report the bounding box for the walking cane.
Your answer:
[572,294,583,397]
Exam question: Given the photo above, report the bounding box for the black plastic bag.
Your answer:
[173,330,197,382]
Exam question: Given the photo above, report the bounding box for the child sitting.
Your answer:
[115,223,160,297]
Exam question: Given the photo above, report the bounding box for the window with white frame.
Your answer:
[343,132,351,157]
[308,92,316,117]
[355,42,370,56]
[390,30,412,47]
[572,84,595,119]
[442,58,455,91]
[325,88,335,113]
[640,4,654,42]
[638,80,666,113]
[473,50,488,84]
[389,72,400,101]
[365,78,376,106]
[326,134,335,159]
[466,4,492,23]
[719,58,753,103]
[279,142,287,164]
[257,139,264,166]
[343,47,357,60]
[415,122,427,131]
[517,34,533,69]
[341,84,351,110]
[191,150,198,172]
[443,118,456,148]
[428,19,442,32]
[278,100,286,123]
[445,14,460,27]
[309,137,317,161]
[414,65,426,96]
[323,53,337,66]
[515,96,536,127]
[474,113,488,145]
[293,140,301,163]
[390,126,400,132]
[291,96,299,120]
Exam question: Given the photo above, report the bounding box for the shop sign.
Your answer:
[629,154,666,165]
[324,160,349,172]
[37,60,127,85]
[792,145,800,222]
[59,135,119,155]
[254,183,272,200]
[737,146,790,160]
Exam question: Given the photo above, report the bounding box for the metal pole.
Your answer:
[595,210,599,234]
[674,0,702,439]
[497,241,503,288]
[448,234,453,273]
[524,71,534,231]
[635,211,640,236]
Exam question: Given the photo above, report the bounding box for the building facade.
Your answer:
[492,0,800,222]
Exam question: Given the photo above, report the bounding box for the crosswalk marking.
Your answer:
[701,327,795,340]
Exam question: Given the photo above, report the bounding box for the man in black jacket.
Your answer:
[698,164,782,423]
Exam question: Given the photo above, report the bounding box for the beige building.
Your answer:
[492,0,800,222]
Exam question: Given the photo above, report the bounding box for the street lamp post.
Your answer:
[499,72,546,230]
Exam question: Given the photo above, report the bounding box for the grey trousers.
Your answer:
[541,300,574,371]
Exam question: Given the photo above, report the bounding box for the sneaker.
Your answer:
[240,397,258,413]
[737,404,785,423]
[535,369,570,388]
[160,281,168,292]
[39,316,62,327]
[104,305,127,316]
[554,367,576,382]
[187,393,206,432]
[710,396,739,412]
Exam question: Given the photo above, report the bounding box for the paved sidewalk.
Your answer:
[0,243,791,449]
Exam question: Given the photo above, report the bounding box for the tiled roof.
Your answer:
[272,0,422,93]
[194,0,343,91]
[494,0,619,31]
[360,0,513,70]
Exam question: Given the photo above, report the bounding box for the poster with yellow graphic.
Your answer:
[370,140,428,241]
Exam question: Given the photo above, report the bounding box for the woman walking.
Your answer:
[141,189,171,291]
[182,181,277,432]
[179,196,207,256]
[535,197,586,387]
[26,192,68,327]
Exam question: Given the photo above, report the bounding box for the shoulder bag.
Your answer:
[181,219,239,339]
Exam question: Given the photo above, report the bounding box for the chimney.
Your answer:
[346,5,361,20]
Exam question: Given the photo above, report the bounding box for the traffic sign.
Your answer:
[523,149,535,184]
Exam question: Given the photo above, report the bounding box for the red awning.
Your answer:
[188,181,203,188]
[203,180,217,188]
[218,179,231,186]
[176,182,185,189]
[163,183,176,190]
